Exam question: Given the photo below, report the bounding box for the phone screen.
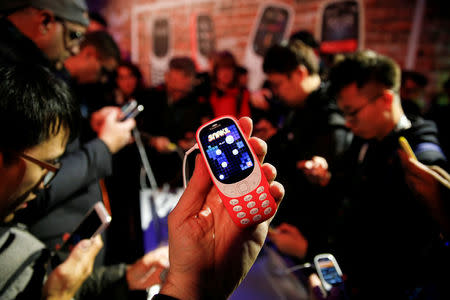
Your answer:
[317,258,343,285]
[60,210,105,251]
[199,118,254,184]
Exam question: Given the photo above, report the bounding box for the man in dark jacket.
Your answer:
[262,41,352,260]
[327,50,449,300]
[0,63,103,300]
[0,1,168,299]
[0,0,134,264]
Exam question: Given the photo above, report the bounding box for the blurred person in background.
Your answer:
[208,50,252,118]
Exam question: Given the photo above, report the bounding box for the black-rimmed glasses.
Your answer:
[55,17,84,55]
[20,153,61,188]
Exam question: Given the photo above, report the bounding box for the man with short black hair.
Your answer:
[327,50,449,300]
[0,63,103,300]
[140,56,212,187]
[1,2,135,266]
[262,41,352,259]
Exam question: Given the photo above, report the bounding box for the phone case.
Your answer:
[196,116,277,228]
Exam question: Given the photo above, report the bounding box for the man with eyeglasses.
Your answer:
[0,0,87,69]
[261,41,353,261]
[0,63,104,300]
[324,50,449,300]
[0,0,136,268]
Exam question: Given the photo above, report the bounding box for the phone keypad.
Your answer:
[224,183,277,228]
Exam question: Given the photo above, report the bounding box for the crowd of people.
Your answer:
[0,0,449,300]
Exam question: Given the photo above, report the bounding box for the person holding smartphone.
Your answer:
[0,64,102,300]
[153,116,285,299]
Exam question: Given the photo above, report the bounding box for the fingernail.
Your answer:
[79,239,93,250]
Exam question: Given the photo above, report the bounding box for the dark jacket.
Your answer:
[332,116,449,300]
[268,84,353,259]
[0,18,112,262]
[0,17,133,299]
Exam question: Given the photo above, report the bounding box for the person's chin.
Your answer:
[12,191,35,212]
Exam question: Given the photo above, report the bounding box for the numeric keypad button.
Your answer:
[253,215,262,222]
[244,195,253,201]
[237,212,246,218]
[229,199,239,205]
[240,218,250,225]
[264,207,272,215]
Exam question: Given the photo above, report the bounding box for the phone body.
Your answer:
[121,99,137,116]
[314,253,344,291]
[399,136,417,160]
[120,99,144,121]
[59,202,112,252]
[196,116,277,228]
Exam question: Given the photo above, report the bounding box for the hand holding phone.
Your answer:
[59,202,111,252]
[399,136,417,160]
[313,253,344,292]
[120,99,144,121]
[196,116,277,228]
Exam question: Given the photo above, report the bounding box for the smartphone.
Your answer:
[59,202,112,252]
[121,99,138,116]
[120,100,144,121]
[314,253,344,292]
[399,136,417,160]
[196,116,277,228]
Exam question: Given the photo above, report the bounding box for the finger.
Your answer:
[121,117,136,130]
[309,274,326,300]
[430,165,450,182]
[248,136,267,163]
[269,181,285,206]
[277,222,295,233]
[262,163,277,183]
[238,116,253,139]
[170,155,213,220]
[63,235,103,270]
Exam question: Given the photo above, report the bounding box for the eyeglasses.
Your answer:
[20,153,61,188]
[342,101,371,119]
[55,17,84,55]
[341,93,384,121]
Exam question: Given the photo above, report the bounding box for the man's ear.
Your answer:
[382,89,395,109]
[37,9,55,34]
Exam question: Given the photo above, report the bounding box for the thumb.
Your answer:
[170,154,213,220]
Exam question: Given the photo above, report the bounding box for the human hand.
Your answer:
[177,132,196,151]
[297,156,331,186]
[250,89,271,110]
[309,273,346,300]
[253,118,277,141]
[398,149,450,199]
[126,245,169,290]
[398,149,450,235]
[159,117,285,300]
[43,235,103,300]
[96,107,136,154]
[150,136,177,153]
[268,223,308,259]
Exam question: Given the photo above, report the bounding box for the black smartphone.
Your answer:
[59,202,111,252]
[120,99,144,121]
